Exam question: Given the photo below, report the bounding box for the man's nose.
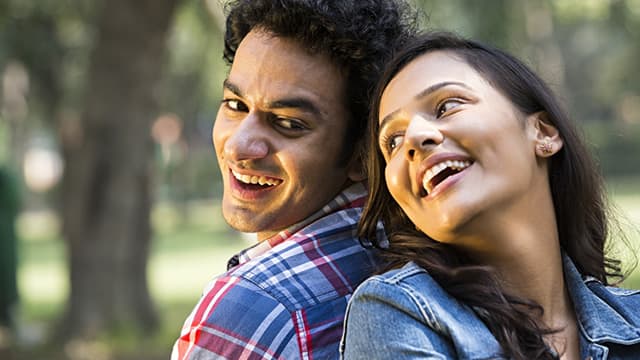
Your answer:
[404,114,443,161]
[223,112,269,162]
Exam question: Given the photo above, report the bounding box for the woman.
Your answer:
[341,32,640,359]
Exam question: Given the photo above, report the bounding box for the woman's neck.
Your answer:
[465,219,570,318]
[457,212,580,358]
[455,177,567,317]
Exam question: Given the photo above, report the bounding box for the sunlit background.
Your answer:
[0,0,639,359]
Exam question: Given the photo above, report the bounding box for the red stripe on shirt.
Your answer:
[293,309,313,360]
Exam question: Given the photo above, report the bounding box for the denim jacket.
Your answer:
[341,255,640,359]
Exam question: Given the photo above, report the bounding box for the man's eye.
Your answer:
[274,118,307,131]
[223,99,247,112]
[436,99,463,118]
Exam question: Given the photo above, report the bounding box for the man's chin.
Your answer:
[221,205,269,233]
[222,211,259,233]
[220,196,309,241]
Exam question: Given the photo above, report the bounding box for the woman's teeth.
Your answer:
[422,160,471,193]
[232,170,282,186]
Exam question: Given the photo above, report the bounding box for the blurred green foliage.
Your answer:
[0,167,19,326]
[1,0,640,358]
[1,0,639,206]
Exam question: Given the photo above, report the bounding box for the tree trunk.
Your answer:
[60,0,179,338]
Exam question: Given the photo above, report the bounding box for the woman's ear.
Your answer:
[529,111,563,158]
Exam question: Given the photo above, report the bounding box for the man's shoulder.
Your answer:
[197,274,291,326]
[176,231,378,360]
[174,274,299,360]
[231,226,380,310]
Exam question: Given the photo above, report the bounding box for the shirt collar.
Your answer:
[564,254,640,344]
[227,182,367,270]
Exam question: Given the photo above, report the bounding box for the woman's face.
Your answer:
[378,51,546,245]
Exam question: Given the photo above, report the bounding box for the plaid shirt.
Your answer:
[172,182,381,360]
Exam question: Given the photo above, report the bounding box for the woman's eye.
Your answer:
[381,133,404,154]
[275,117,307,131]
[436,99,463,118]
[389,135,404,151]
[223,99,247,112]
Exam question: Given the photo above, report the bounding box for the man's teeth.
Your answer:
[422,160,471,192]
[232,170,282,186]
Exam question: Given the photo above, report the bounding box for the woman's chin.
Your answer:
[414,208,479,244]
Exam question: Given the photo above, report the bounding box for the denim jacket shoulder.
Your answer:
[342,258,640,360]
[564,256,640,359]
[342,262,505,360]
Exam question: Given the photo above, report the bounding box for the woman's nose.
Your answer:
[404,114,443,161]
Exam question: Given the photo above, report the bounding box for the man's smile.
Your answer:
[228,168,283,201]
[231,168,283,186]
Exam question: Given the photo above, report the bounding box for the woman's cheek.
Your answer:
[385,158,410,204]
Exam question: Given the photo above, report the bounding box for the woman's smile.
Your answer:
[418,155,473,197]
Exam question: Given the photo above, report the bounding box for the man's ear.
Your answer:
[346,147,367,182]
[529,111,563,158]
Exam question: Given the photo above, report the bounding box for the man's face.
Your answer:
[213,29,358,241]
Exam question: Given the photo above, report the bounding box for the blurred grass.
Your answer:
[9,178,640,359]
[14,199,248,359]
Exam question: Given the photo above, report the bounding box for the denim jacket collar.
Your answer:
[564,254,640,345]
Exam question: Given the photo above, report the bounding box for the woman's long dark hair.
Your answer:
[359,32,623,359]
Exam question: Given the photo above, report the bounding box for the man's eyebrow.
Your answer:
[379,81,471,130]
[269,98,322,117]
[222,79,322,117]
[223,79,243,97]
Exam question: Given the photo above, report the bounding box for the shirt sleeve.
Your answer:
[172,275,300,360]
[341,278,456,360]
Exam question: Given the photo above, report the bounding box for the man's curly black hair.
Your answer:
[222,0,418,164]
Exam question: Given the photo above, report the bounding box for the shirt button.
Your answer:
[585,357,592,360]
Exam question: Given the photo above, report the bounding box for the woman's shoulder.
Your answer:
[574,276,640,346]
[585,277,640,318]
[595,281,640,297]
[348,262,506,359]
[352,261,470,325]
[582,272,640,307]
[592,280,640,297]
[354,262,445,303]
[359,261,443,294]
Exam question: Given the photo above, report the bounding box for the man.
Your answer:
[173,0,415,358]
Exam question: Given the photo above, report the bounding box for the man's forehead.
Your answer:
[232,30,342,85]
[226,32,348,116]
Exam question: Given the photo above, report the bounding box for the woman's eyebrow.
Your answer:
[379,81,470,130]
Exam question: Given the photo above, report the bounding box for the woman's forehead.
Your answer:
[379,51,486,120]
